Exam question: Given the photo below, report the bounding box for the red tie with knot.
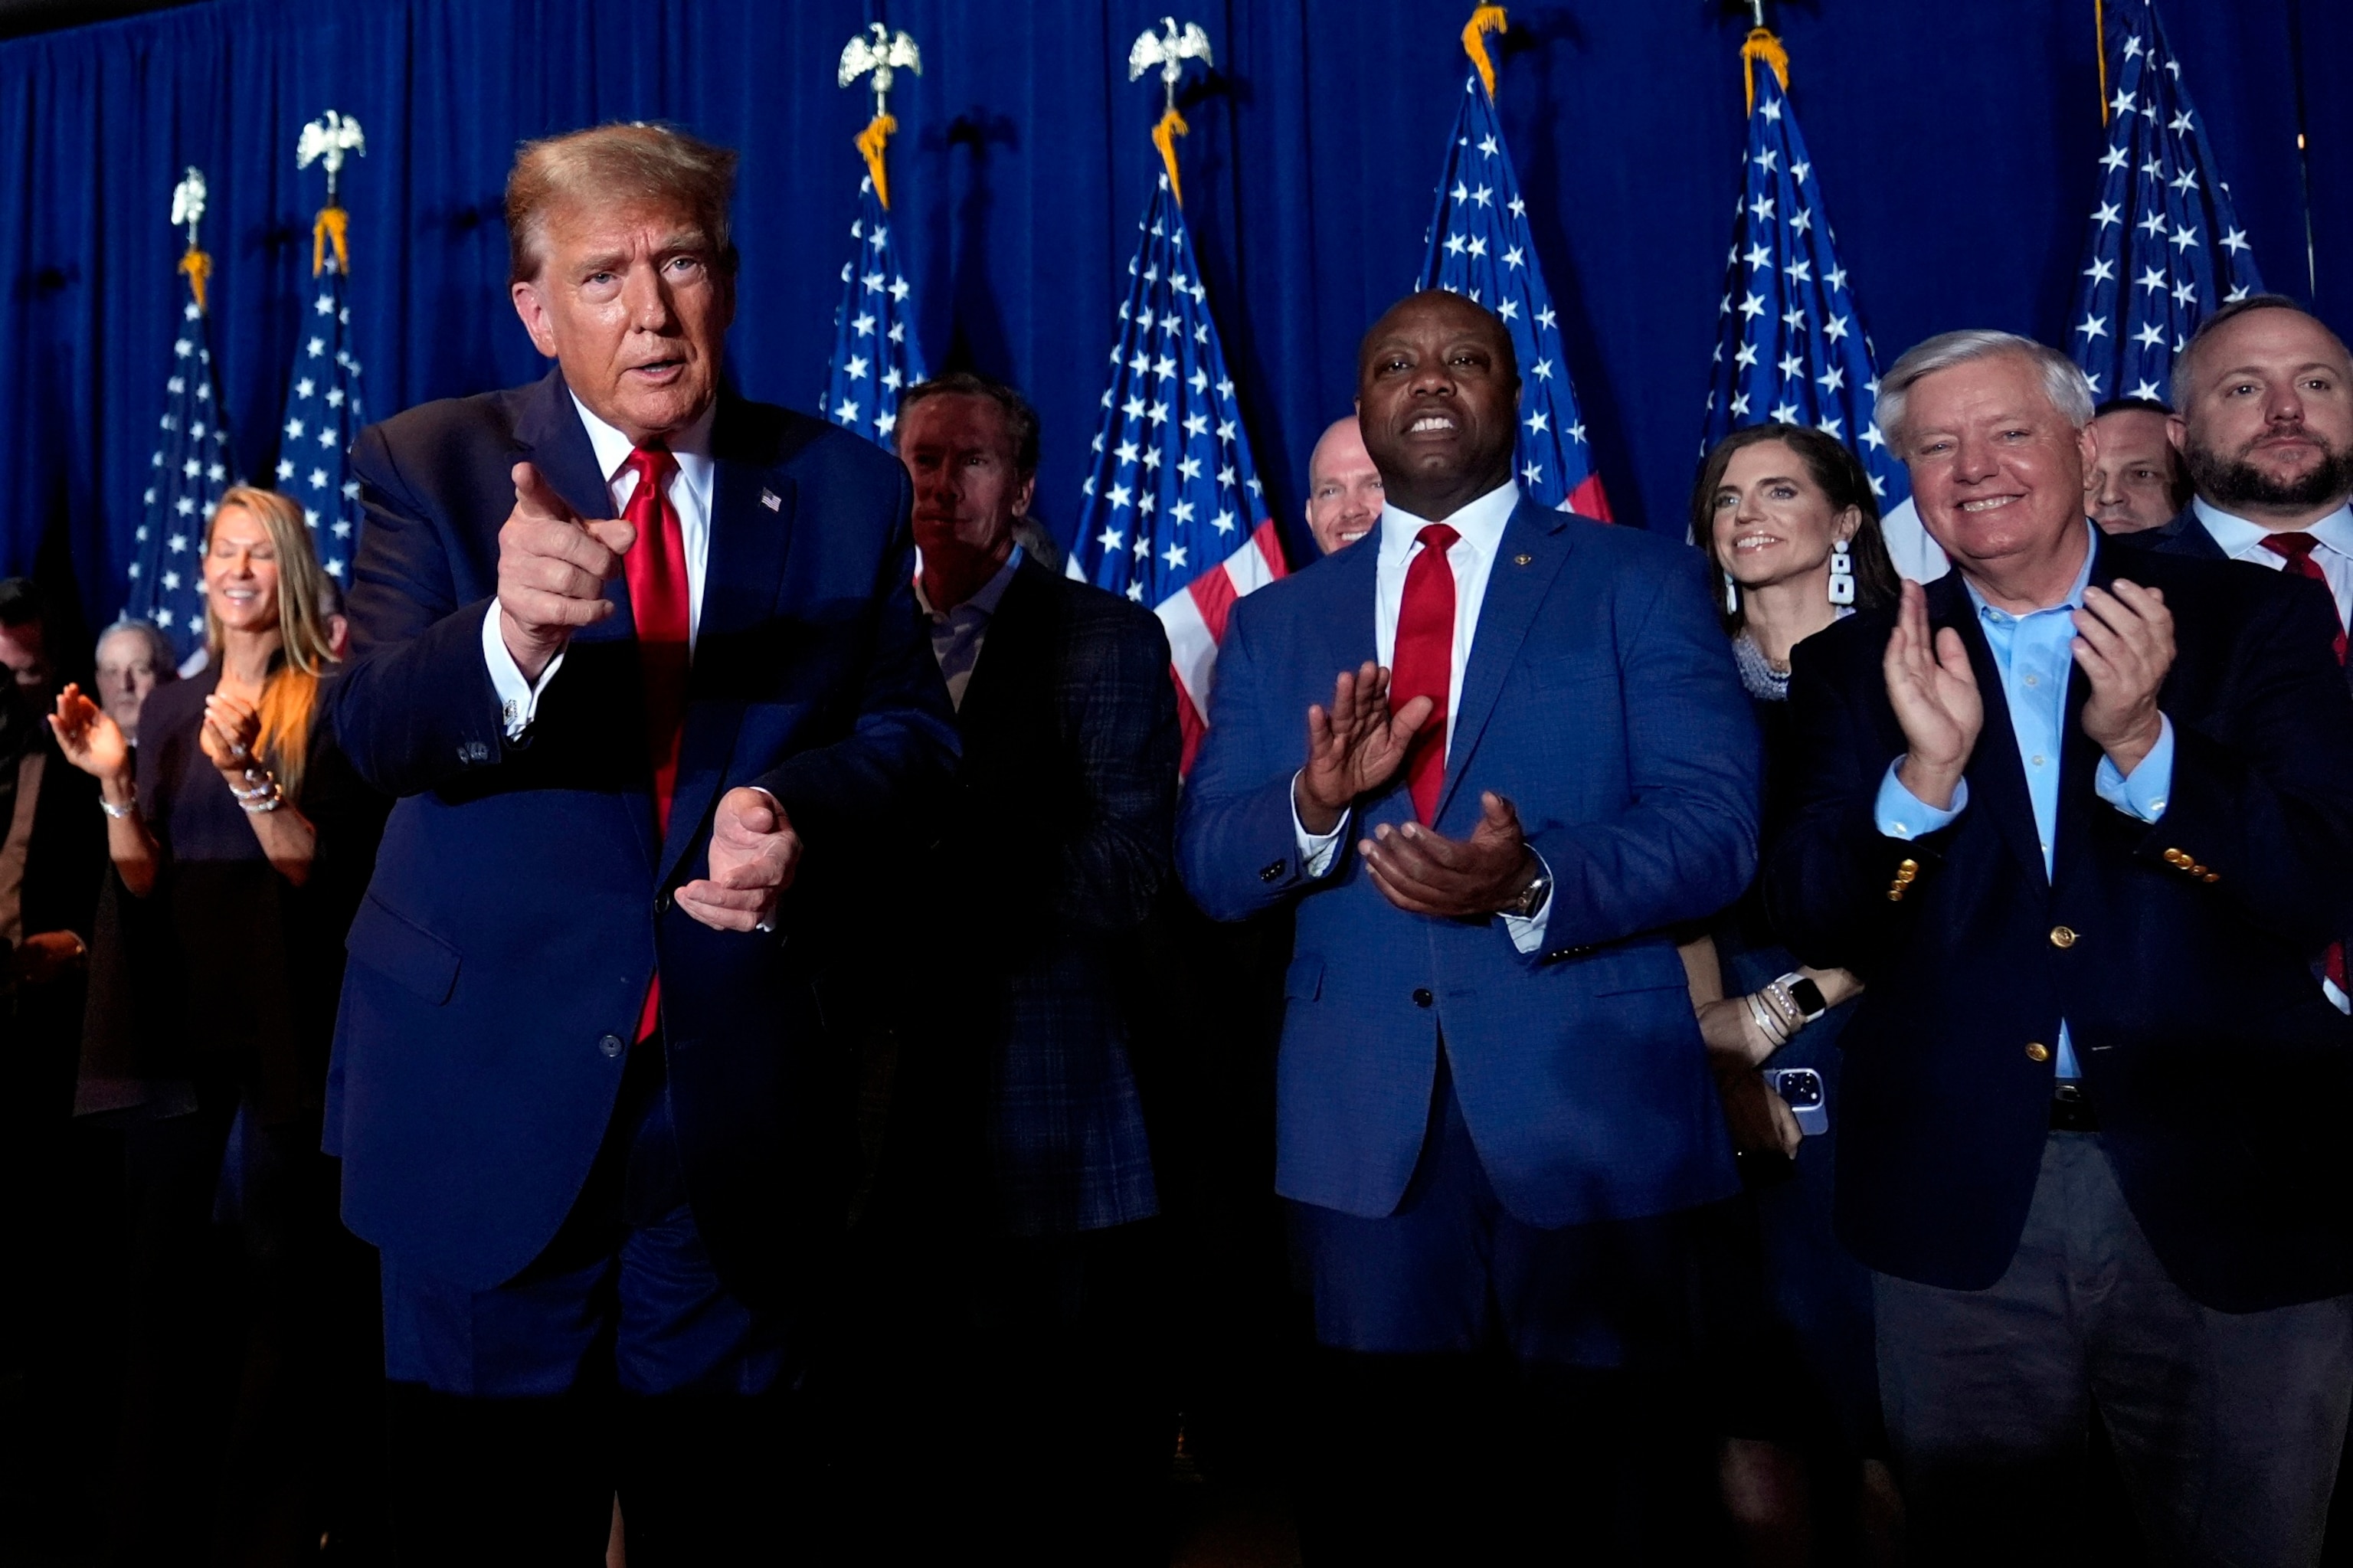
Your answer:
[1390,523,1460,825]
[622,445,689,1041]
[2257,529,2348,990]
[2260,531,2348,665]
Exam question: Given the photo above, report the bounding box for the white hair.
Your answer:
[1876,330,2095,454]
[97,617,178,675]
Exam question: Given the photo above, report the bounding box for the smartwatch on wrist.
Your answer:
[1780,973,1829,1023]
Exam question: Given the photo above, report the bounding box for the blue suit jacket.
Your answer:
[324,370,958,1304]
[1176,499,1758,1228]
[1767,539,2353,1311]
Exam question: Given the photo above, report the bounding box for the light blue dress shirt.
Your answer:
[1873,524,2175,1079]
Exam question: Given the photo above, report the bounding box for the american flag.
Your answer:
[1700,34,1944,582]
[126,243,237,656]
[276,208,366,584]
[1416,73,1610,520]
[822,172,926,446]
[2068,0,2262,403]
[1065,171,1284,771]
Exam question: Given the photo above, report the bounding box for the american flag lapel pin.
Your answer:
[760,489,781,512]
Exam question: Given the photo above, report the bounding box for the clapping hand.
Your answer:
[2073,580,2173,776]
[1883,580,1982,810]
[1294,662,1435,836]
[496,461,637,683]
[676,787,800,933]
[1360,791,1539,919]
[199,691,263,777]
[49,685,129,790]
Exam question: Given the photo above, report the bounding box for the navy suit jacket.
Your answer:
[2119,503,2229,561]
[1767,538,2353,1311]
[1176,499,1758,1229]
[324,369,958,1304]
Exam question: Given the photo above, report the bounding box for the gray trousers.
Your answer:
[1874,1132,2353,1568]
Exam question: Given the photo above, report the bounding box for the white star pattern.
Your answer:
[1700,61,1913,529]
[1071,168,1281,668]
[2068,25,2265,404]
[825,169,926,452]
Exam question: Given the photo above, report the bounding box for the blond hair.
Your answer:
[203,486,337,801]
[503,122,739,286]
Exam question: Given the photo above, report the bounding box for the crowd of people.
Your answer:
[4,117,2352,1568]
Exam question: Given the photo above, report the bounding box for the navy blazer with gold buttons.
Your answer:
[1769,535,2353,1311]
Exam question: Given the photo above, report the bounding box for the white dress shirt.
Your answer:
[912,546,1023,710]
[2190,498,2353,630]
[1290,480,1552,951]
[485,394,718,738]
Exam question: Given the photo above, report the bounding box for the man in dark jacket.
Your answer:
[866,372,1180,1565]
[1768,329,2353,1566]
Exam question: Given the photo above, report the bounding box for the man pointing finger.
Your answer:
[325,122,955,1558]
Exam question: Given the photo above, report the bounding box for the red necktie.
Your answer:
[2262,531,2348,663]
[1390,523,1459,825]
[622,447,689,1040]
[2259,529,2348,990]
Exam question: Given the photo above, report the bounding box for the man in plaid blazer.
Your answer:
[859,372,1180,1566]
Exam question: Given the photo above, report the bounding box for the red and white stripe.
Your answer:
[1116,518,1288,774]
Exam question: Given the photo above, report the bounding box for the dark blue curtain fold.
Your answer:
[0,0,2338,633]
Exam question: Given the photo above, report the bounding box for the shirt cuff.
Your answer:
[1290,771,1348,879]
[1873,759,1968,840]
[481,602,565,741]
[1500,848,1553,954]
[2093,714,2174,823]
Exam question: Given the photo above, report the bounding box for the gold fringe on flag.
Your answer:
[856,113,898,209]
[1742,27,1791,115]
[2095,0,2109,124]
[178,245,211,315]
[1152,107,1190,208]
[313,205,350,277]
[1462,5,1508,100]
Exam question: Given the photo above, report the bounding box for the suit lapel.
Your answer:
[1931,572,2050,890]
[1433,500,1573,827]
[512,372,657,869]
[658,401,796,882]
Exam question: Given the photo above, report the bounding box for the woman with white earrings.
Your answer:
[1682,422,1906,1567]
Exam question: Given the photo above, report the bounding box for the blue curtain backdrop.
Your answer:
[0,0,2342,636]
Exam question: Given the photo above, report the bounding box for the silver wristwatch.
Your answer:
[1500,860,1552,920]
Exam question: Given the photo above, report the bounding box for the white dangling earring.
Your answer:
[1723,571,1741,616]
[1828,538,1856,606]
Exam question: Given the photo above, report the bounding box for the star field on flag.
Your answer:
[1416,74,1610,520]
[1700,36,1943,581]
[2067,0,2262,405]
[276,235,366,585]
[1065,172,1285,771]
[822,174,926,445]
[126,274,237,656]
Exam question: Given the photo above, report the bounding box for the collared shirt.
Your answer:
[1874,522,2175,1078]
[1290,481,1552,951]
[2192,496,2353,630]
[484,394,719,738]
[912,546,1023,710]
